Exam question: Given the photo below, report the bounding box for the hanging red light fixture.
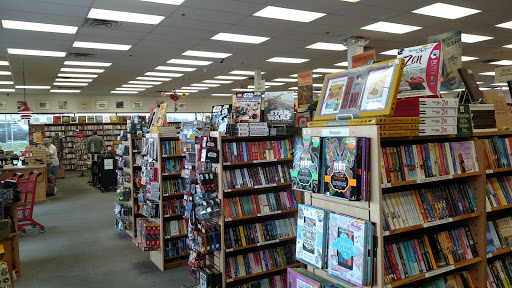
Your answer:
[18,101,33,120]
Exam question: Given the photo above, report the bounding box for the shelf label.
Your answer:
[224,162,231,165]
[382,183,391,188]
[423,217,453,228]
[384,285,392,288]
[416,175,453,183]
[225,218,232,221]
[257,239,279,246]
[226,248,233,252]
[425,265,454,278]
[486,169,493,174]
[224,189,232,192]
[383,231,390,236]
[487,253,492,258]
[226,279,233,283]
[254,159,277,163]
[258,211,281,217]
[321,128,349,137]
[303,129,311,135]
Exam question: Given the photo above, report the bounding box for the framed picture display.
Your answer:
[314,58,404,121]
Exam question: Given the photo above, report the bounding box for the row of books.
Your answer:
[161,140,180,155]
[233,274,286,288]
[288,268,360,288]
[419,271,473,288]
[487,216,512,254]
[164,219,186,237]
[379,141,479,185]
[163,199,184,216]
[482,136,512,170]
[165,237,187,257]
[225,244,296,280]
[223,164,292,190]
[163,159,182,173]
[221,139,293,163]
[162,179,183,196]
[488,256,512,288]
[223,191,298,219]
[224,217,297,250]
[486,176,512,208]
[383,227,478,283]
[382,183,477,231]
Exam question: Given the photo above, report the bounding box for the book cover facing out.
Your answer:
[450,141,478,173]
[323,137,359,200]
[292,136,321,193]
[328,212,367,287]
[211,104,232,133]
[287,268,324,288]
[296,204,328,269]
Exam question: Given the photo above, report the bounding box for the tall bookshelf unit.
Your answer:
[212,132,304,288]
[299,126,487,288]
[124,135,144,238]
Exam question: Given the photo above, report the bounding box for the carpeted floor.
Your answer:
[15,172,195,288]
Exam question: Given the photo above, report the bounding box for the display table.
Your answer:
[0,166,47,203]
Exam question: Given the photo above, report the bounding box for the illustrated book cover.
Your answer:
[296,204,329,269]
[234,92,262,122]
[211,104,232,133]
[323,137,361,200]
[292,136,322,193]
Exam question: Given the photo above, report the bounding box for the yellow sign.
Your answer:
[182,93,187,98]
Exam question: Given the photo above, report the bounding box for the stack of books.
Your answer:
[223,191,298,218]
[488,256,512,286]
[249,122,269,136]
[486,176,512,209]
[222,139,293,162]
[481,136,512,170]
[166,237,186,257]
[164,219,186,237]
[469,104,497,132]
[224,217,296,250]
[152,126,178,137]
[487,216,512,254]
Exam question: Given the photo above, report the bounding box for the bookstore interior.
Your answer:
[2,0,512,287]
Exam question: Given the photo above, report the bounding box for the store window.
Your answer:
[0,114,29,152]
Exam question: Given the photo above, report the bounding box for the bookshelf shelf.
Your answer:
[381,171,483,189]
[485,167,512,175]
[221,135,294,142]
[164,253,190,260]
[223,182,292,193]
[163,213,184,218]
[162,172,181,177]
[473,130,512,137]
[162,154,185,158]
[226,263,303,284]
[164,233,187,240]
[162,193,185,198]
[225,236,296,253]
[380,134,458,142]
[224,208,298,222]
[223,158,293,166]
[488,247,512,259]
[384,212,482,236]
[489,203,512,212]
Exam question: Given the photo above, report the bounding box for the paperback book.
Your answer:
[292,136,322,193]
[211,104,232,133]
[296,205,329,269]
[234,92,262,122]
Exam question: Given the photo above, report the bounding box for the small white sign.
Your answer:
[321,128,349,137]
[425,265,454,278]
[104,159,114,170]
[254,80,265,92]
[495,65,512,83]
[423,217,453,228]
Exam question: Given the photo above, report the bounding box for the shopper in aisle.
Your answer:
[43,138,59,189]
[87,130,107,153]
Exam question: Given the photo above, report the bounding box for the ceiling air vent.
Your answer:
[67,52,95,58]
[82,18,121,30]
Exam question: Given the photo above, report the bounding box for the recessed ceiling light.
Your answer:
[116,87,145,91]
[145,72,183,77]
[129,80,162,85]
[334,62,349,67]
[490,60,512,65]
[50,89,80,93]
[181,86,208,90]
[211,94,232,96]
[267,57,309,63]
[362,22,421,34]
[313,84,323,87]
[58,73,97,78]
[265,82,285,86]
[111,91,138,94]
[461,56,479,61]
[504,44,512,48]
[497,21,512,29]
[155,66,196,72]
[479,72,495,76]
[139,0,185,4]
[55,78,93,82]
[64,61,112,67]
[461,33,493,43]
[8,48,66,57]
[313,68,344,73]
[0,89,15,92]
[87,8,164,25]
[15,85,50,89]
[53,82,88,86]
[122,84,152,88]
[215,75,248,80]
[491,83,508,86]
[288,87,298,90]
[0,71,11,75]
[253,6,325,23]
[1,20,78,34]
[380,49,399,55]
[290,73,322,78]
[230,70,266,75]
[211,32,269,44]
[73,41,131,51]
[480,87,491,90]
[232,88,254,91]
[182,50,232,58]
[248,85,270,89]
[306,42,347,51]
[273,78,296,82]
[0,81,14,85]
[174,90,198,93]
[136,77,171,81]
[167,59,212,66]
[412,3,481,19]
[61,68,104,73]
[191,83,220,87]
[477,82,484,84]
[203,80,233,84]
[0,61,8,66]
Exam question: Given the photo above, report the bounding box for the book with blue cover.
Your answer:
[296,204,329,269]
[292,136,322,193]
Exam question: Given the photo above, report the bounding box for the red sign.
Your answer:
[76,132,85,139]
[352,50,376,68]
[298,70,313,86]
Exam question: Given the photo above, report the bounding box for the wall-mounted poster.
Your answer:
[76,101,91,110]
[298,70,313,108]
[96,101,108,110]
[58,101,68,109]
[132,101,143,110]
[178,103,187,111]
[36,101,50,110]
[352,49,376,68]
[0,101,6,110]
[314,58,405,121]
[116,101,124,108]
[264,91,295,126]
[397,42,443,97]
[234,92,262,122]
[428,29,462,91]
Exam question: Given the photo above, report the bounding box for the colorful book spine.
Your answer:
[223,191,297,218]
[222,139,293,163]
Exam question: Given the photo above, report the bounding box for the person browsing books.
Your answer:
[43,138,59,187]
[87,130,107,153]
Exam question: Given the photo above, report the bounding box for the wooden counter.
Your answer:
[0,166,47,203]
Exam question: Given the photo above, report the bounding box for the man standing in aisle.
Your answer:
[87,130,107,153]
[43,138,59,191]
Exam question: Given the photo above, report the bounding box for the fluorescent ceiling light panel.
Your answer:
[477,82,484,84]
[211,94,232,96]
[248,85,270,89]
[61,68,104,73]
[412,3,481,19]
[53,82,88,86]
[215,75,248,80]
[191,83,220,87]
[461,33,493,43]
[111,91,138,94]
[73,41,131,51]
[15,85,49,89]
[497,21,512,29]
[491,83,508,86]
[0,89,15,92]
[480,87,491,90]
[116,87,145,91]
[50,90,80,93]
[267,57,309,63]
[211,32,269,44]
[145,72,183,77]
[1,20,78,34]
[265,82,284,86]
[306,42,347,51]
[87,8,164,25]
[167,59,212,65]
[232,88,253,91]
[273,78,296,82]
[479,72,495,75]
[181,86,208,90]
[136,77,171,81]
[182,50,232,58]
[362,22,421,34]
[230,70,265,76]
[380,49,399,55]
[313,68,344,73]
[504,44,512,48]
[58,73,97,78]
[490,60,512,65]
[55,78,93,82]
[0,71,11,75]
[334,61,348,66]
[288,87,298,90]
[0,61,8,65]
[253,6,325,23]
[289,73,322,78]
[155,66,196,72]
[461,56,479,61]
[313,84,323,87]
[122,84,152,88]
[174,90,198,93]
[0,81,14,85]
[64,61,111,67]
[140,0,185,4]
[129,80,162,85]
[203,80,233,84]
[8,48,65,57]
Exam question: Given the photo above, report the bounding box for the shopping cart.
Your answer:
[14,171,45,236]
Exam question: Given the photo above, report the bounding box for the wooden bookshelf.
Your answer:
[384,212,482,236]
[225,263,303,284]
[489,203,512,212]
[381,171,483,188]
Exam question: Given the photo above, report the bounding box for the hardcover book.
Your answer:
[450,141,479,173]
[292,136,322,193]
[87,115,95,123]
[70,116,78,123]
[211,104,232,133]
[234,92,262,122]
[95,115,103,123]
[323,137,360,200]
[287,268,324,288]
[52,116,62,124]
[264,91,295,126]
[458,68,483,103]
[296,205,329,269]
[495,217,512,247]
[78,116,86,123]
[61,116,70,124]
